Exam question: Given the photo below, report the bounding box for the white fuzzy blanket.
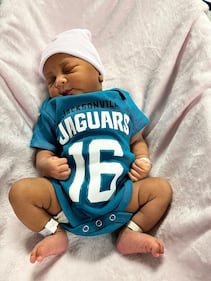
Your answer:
[0,0,211,280]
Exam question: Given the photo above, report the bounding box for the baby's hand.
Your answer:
[40,156,71,180]
[128,158,152,182]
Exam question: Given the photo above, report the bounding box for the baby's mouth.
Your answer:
[61,89,73,96]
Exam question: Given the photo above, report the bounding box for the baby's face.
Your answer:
[43,53,103,98]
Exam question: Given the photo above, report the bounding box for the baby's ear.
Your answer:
[98,74,103,82]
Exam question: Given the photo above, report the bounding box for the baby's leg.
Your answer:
[116,177,172,257]
[9,178,69,263]
[30,227,68,263]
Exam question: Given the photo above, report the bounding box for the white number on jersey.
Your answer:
[68,139,124,203]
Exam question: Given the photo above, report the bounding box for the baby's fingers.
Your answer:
[55,166,71,180]
[128,170,140,182]
[55,157,69,165]
[57,169,71,180]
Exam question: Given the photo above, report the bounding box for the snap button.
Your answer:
[82,225,89,233]
[95,220,103,227]
[109,214,116,221]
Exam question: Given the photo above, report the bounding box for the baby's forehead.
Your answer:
[43,54,91,78]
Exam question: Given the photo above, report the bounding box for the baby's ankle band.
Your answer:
[39,218,59,236]
[126,220,143,232]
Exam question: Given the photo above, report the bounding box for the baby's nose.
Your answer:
[55,75,67,88]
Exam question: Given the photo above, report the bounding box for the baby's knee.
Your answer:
[8,179,28,206]
[157,178,173,204]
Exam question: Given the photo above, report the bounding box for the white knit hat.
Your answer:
[39,29,104,79]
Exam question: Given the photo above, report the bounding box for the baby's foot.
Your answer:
[116,227,164,257]
[30,230,69,263]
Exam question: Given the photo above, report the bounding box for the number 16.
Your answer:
[68,139,124,203]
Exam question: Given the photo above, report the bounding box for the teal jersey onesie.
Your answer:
[31,88,150,236]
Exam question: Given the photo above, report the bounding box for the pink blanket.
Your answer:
[0,0,211,280]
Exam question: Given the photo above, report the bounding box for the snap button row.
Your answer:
[82,214,117,233]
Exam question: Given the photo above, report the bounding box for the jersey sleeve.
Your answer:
[30,99,58,152]
[121,89,150,136]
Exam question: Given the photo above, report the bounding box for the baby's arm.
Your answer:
[35,149,71,180]
[128,132,152,182]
